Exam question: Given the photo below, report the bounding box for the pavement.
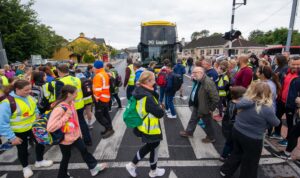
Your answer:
[0,61,299,178]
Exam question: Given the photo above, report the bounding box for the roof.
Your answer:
[90,37,106,45]
[141,20,176,27]
[184,36,265,49]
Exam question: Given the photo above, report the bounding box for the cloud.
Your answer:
[21,0,299,49]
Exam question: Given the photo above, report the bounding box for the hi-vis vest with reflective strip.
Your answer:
[42,82,56,103]
[59,76,84,110]
[217,74,229,97]
[128,64,135,86]
[3,96,37,133]
[137,96,161,135]
[1,76,9,86]
[93,70,111,102]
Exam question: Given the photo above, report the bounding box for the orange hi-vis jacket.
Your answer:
[93,68,111,103]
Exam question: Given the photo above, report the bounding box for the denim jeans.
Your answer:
[126,85,135,100]
[159,87,165,104]
[166,94,176,116]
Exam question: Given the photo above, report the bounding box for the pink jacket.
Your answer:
[47,102,81,145]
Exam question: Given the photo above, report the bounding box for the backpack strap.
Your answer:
[6,95,16,114]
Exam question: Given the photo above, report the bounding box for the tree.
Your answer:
[0,0,66,61]
[68,41,94,58]
[191,30,210,41]
[191,32,201,41]
[210,32,223,37]
[248,30,264,42]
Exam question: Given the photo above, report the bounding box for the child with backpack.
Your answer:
[47,85,107,178]
[220,86,246,162]
[106,63,122,110]
[0,79,53,178]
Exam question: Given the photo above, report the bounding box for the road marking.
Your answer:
[174,96,189,100]
[169,170,178,178]
[146,119,170,158]
[0,158,286,171]
[0,145,31,163]
[184,74,191,79]
[44,145,62,162]
[93,109,126,160]
[176,106,220,159]
[0,174,7,178]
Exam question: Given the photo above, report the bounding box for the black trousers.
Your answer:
[95,101,112,130]
[126,85,135,100]
[15,130,45,167]
[77,108,92,144]
[132,141,160,170]
[220,128,263,178]
[109,93,122,109]
[275,100,295,138]
[58,138,97,178]
[286,121,300,152]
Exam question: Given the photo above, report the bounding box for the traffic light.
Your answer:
[222,30,242,41]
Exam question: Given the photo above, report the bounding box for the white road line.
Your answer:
[0,145,31,163]
[261,148,271,156]
[44,145,61,162]
[176,106,220,159]
[0,158,286,171]
[93,109,126,160]
[146,119,170,158]
[169,170,178,178]
[184,74,191,79]
[0,173,7,178]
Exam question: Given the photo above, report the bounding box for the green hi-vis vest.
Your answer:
[128,64,135,86]
[136,96,161,135]
[59,76,84,110]
[3,96,37,133]
[217,74,229,97]
[42,82,56,103]
[1,76,9,86]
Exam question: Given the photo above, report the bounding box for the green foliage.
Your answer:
[248,28,300,46]
[0,0,66,62]
[210,32,223,37]
[68,41,93,57]
[83,54,95,63]
[191,30,210,41]
[107,45,119,59]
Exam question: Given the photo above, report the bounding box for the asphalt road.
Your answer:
[0,60,299,178]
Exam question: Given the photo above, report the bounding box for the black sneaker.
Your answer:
[102,129,115,139]
[273,151,291,160]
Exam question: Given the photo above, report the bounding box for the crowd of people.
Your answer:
[0,52,299,178]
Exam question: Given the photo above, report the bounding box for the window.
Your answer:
[214,49,219,55]
[206,49,211,55]
[200,50,205,55]
[191,49,195,54]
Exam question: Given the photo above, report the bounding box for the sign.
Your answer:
[148,40,168,45]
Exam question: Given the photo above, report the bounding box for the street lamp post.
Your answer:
[285,0,298,53]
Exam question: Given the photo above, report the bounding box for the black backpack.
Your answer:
[172,73,183,91]
[109,75,116,94]
[80,78,93,97]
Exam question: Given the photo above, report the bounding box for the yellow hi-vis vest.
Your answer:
[42,82,56,103]
[136,96,161,135]
[59,76,84,110]
[1,76,9,86]
[128,64,135,86]
[217,74,229,97]
[3,96,37,133]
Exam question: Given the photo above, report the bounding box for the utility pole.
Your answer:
[0,32,8,68]
[285,0,298,52]
[228,0,246,57]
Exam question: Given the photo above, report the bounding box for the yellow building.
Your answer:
[52,33,109,62]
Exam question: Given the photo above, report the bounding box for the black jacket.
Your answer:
[132,86,164,143]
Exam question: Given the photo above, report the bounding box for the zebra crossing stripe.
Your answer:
[44,145,61,162]
[0,158,286,171]
[146,119,169,158]
[0,145,31,163]
[176,106,220,159]
[93,108,126,160]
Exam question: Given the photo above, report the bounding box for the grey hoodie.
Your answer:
[234,98,280,140]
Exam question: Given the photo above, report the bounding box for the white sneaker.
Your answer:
[165,109,171,115]
[90,163,107,176]
[125,162,137,177]
[149,168,165,177]
[34,160,53,168]
[167,113,177,119]
[23,166,33,178]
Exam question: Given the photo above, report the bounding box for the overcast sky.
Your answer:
[22,0,299,49]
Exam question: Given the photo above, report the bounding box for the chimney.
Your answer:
[79,32,85,38]
[181,38,185,46]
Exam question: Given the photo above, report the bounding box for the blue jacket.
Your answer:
[206,68,218,83]
[173,63,186,77]
[135,67,145,83]
[286,75,300,109]
[165,72,176,96]
[0,92,40,140]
